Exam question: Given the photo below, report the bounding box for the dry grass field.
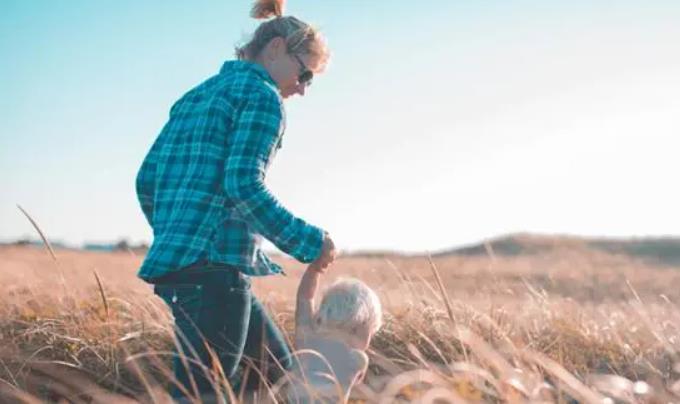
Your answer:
[1,235,680,403]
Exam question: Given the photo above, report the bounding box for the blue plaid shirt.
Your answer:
[136,60,325,281]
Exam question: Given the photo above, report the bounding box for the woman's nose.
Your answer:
[296,83,306,96]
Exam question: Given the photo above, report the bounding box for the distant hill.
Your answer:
[1,238,148,254]
[432,233,680,267]
[5,234,680,266]
[589,238,680,266]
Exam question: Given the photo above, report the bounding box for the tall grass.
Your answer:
[1,238,680,402]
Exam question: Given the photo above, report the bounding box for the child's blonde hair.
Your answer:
[316,278,382,334]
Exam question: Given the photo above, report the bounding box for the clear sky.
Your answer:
[1,1,679,253]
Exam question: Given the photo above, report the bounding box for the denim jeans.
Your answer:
[153,263,292,400]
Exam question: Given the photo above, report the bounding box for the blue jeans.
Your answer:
[153,263,292,400]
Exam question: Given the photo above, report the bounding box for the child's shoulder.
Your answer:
[349,349,368,370]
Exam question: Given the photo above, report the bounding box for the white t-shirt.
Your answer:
[286,302,368,402]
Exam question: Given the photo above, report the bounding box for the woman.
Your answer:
[135,0,336,400]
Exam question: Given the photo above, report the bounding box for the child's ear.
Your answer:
[351,325,367,336]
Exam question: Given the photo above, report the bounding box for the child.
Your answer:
[285,263,383,402]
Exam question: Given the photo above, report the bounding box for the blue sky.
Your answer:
[2,1,679,253]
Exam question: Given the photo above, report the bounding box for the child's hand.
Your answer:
[308,262,325,273]
[310,233,336,273]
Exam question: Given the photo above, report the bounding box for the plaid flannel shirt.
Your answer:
[136,61,324,281]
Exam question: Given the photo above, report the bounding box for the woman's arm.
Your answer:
[223,89,325,264]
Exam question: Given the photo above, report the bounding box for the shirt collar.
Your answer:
[220,60,277,87]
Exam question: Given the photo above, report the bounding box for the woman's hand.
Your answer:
[311,233,336,273]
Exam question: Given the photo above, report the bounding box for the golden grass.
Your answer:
[1,243,680,403]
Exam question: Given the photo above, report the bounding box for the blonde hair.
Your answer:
[235,0,330,71]
[316,278,383,335]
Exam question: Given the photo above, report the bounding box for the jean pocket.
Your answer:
[155,284,204,324]
[228,276,252,294]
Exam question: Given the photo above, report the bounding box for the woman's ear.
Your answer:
[260,36,284,62]
[269,36,286,58]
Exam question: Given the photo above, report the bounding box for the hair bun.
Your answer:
[250,0,286,19]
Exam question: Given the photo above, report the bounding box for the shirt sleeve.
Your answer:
[136,150,157,226]
[224,89,324,263]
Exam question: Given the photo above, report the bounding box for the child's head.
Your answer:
[315,278,382,348]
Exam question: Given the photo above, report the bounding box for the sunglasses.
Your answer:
[292,53,314,87]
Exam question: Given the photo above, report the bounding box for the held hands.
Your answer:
[309,233,336,273]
